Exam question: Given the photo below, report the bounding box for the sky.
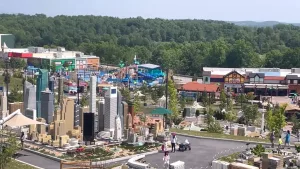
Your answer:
[1,0,300,22]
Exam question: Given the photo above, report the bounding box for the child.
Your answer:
[163,151,170,168]
[278,137,283,149]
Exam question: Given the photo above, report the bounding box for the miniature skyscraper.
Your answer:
[36,69,49,117]
[98,97,105,132]
[57,77,64,104]
[0,87,8,118]
[104,86,118,136]
[24,81,36,110]
[89,76,97,113]
[41,89,54,123]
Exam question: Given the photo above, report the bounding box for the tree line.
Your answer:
[1,14,300,75]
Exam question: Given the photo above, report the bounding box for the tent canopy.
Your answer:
[151,108,172,115]
[1,110,46,127]
[191,101,205,109]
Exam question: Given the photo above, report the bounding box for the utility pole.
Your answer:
[164,68,169,129]
[77,72,80,105]
[165,69,169,109]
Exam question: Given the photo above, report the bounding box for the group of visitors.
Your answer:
[269,130,293,149]
[162,133,178,168]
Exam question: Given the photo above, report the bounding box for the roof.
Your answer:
[181,81,219,92]
[210,75,223,78]
[138,64,160,69]
[264,76,285,80]
[151,108,172,115]
[224,70,244,78]
[248,73,265,78]
[286,74,300,80]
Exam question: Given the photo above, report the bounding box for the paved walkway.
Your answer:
[16,135,260,169]
[143,135,255,169]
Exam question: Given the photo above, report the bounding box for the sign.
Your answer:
[229,78,240,83]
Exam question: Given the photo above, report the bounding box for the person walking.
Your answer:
[20,132,25,150]
[171,134,177,153]
[285,130,291,149]
[163,151,170,168]
[297,130,300,142]
[270,131,275,148]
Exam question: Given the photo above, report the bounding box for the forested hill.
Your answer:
[231,21,300,27]
[1,14,300,75]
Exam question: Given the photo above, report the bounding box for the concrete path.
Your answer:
[143,135,255,169]
[15,135,260,169]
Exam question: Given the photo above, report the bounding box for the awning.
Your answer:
[1,110,46,127]
[150,108,172,115]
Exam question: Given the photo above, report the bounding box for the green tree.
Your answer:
[63,61,70,70]
[219,89,226,111]
[168,79,180,123]
[50,62,56,73]
[201,92,208,107]
[242,104,259,125]
[8,86,23,103]
[182,108,187,119]
[133,94,141,114]
[206,108,222,133]
[195,109,200,123]
[0,129,20,169]
[9,58,26,71]
[266,104,287,136]
[225,98,237,128]
[120,88,130,102]
[251,144,265,157]
[179,98,186,110]
[80,93,89,107]
[291,114,300,134]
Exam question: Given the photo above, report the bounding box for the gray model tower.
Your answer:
[40,89,54,123]
[104,86,118,136]
[98,97,105,132]
[57,77,64,104]
[89,76,97,113]
[24,81,36,110]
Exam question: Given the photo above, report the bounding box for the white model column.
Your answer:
[89,76,97,113]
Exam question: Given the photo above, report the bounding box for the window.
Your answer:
[205,77,208,82]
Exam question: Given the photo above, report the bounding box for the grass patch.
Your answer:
[6,159,36,169]
[218,152,240,163]
[119,142,161,153]
[170,128,268,143]
[0,76,23,90]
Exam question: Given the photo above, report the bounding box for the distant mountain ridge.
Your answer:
[230,21,300,27]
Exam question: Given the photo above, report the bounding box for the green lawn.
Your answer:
[170,128,269,143]
[0,76,23,90]
[5,160,36,169]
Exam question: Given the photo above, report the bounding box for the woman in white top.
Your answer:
[171,134,177,153]
[163,151,170,168]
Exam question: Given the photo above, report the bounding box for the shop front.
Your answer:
[223,71,245,93]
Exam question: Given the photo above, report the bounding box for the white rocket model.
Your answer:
[114,115,122,141]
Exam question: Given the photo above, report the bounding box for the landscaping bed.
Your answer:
[170,128,269,143]
[6,159,36,169]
